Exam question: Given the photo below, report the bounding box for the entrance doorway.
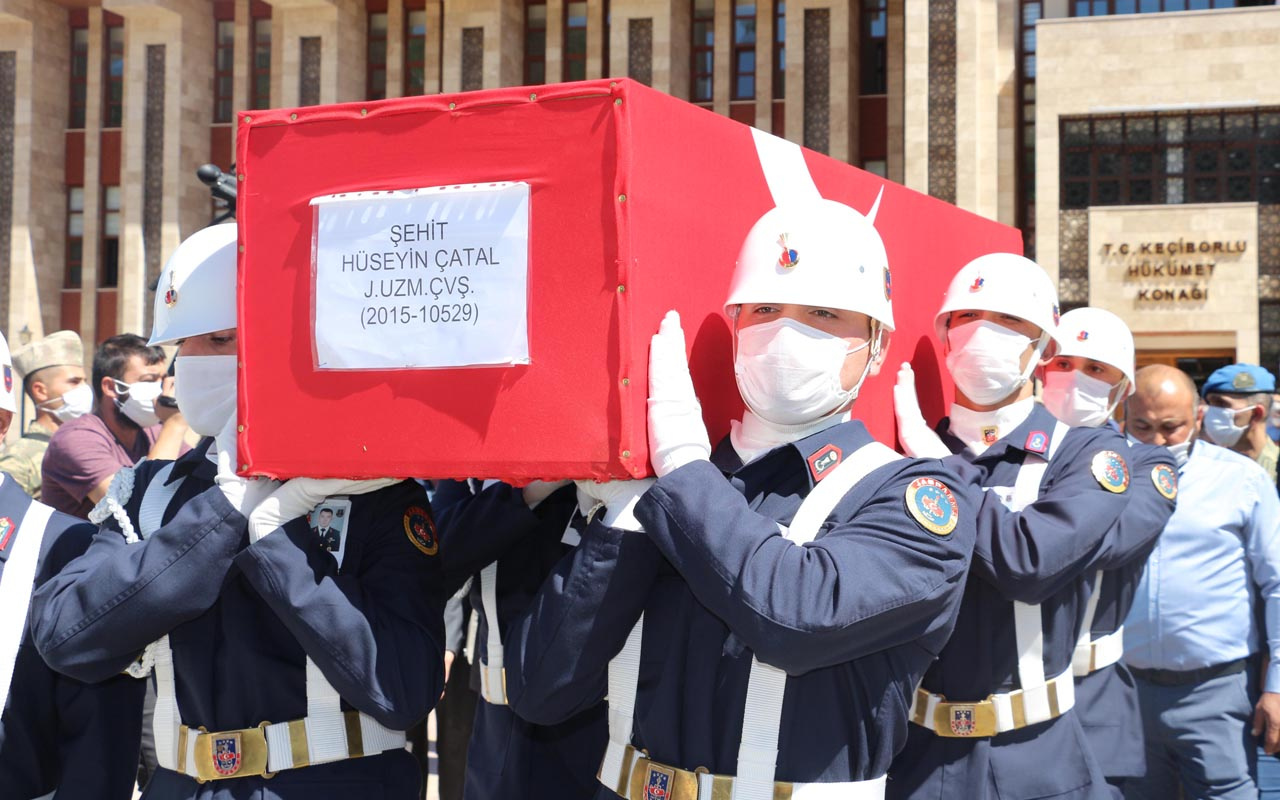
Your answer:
[1136,348,1235,389]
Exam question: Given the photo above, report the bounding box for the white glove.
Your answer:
[647,311,711,477]
[248,477,399,543]
[522,479,571,509]
[893,362,951,459]
[574,478,656,531]
[213,415,280,514]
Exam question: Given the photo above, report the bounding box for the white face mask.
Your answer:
[1167,438,1193,467]
[1041,369,1120,428]
[113,378,163,428]
[945,320,1044,407]
[39,382,92,424]
[175,355,238,437]
[734,317,873,427]
[1202,405,1252,448]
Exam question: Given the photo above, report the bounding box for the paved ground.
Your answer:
[133,711,442,799]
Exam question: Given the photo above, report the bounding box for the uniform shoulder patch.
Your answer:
[403,505,439,556]
[1151,463,1178,500]
[905,477,959,536]
[1091,450,1129,493]
[0,517,14,551]
[807,444,843,482]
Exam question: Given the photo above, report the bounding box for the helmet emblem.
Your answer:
[884,266,892,300]
[969,276,984,292]
[164,273,179,308]
[777,234,799,270]
[1077,330,1089,342]
[1053,304,1061,325]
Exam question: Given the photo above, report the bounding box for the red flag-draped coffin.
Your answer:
[235,79,1021,481]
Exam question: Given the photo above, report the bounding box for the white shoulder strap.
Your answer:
[141,462,184,770]
[478,561,507,704]
[1010,421,1069,701]
[0,499,55,714]
[599,614,645,792]
[732,441,903,800]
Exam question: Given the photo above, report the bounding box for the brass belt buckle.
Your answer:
[194,723,271,782]
[933,699,998,738]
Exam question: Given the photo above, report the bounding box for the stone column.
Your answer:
[953,0,997,219]
[885,0,904,183]
[0,0,69,344]
[270,0,366,107]
[901,0,927,193]
[386,0,404,96]
[78,7,104,348]
[442,0,522,92]
[106,0,216,336]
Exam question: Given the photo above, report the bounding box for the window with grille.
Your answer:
[103,16,124,128]
[691,0,715,103]
[69,24,89,128]
[1060,108,1280,209]
[525,0,547,85]
[861,0,887,95]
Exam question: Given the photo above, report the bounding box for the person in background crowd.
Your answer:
[41,333,188,518]
[891,254,1139,800]
[31,224,446,799]
[1200,363,1278,483]
[432,477,602,800]
[1043,308,1177,797]
[507,197,977,800]
[0,326,144,800]
[0,331,89,499]
[1123,364,1280,800]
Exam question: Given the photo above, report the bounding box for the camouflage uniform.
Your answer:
[0,421,53,499]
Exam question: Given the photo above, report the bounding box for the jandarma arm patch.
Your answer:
[403,506,439,556]
[1151,463,1178,500]
[1091,450,1130,493]
[905,477,959,536]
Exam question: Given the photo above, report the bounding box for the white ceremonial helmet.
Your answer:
[725,193,895,332]
[1054,307,1137,396]
[934,252,1060,348]
[0,329,16,414]
[150,223,238,347]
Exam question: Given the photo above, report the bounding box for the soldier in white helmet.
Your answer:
[32,224,447,799]
[1041,308,1177,796]
[889,255,1141,799]
[0,325,145,799]
[503,197,977,800]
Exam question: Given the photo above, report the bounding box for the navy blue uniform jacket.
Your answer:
[1075,440,1175,778]
[434,480,606,800]
[0,473,144,800]
[29,440,446,800]
[504,420,977,792]
[889,404,1138,800]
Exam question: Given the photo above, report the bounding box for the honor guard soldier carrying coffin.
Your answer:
[0,328,144,800]
[431,477,605,799]
[30,223,448,800]
[889,254,1139,800]
[0,330,89,499]
[1041,308,1177,796]
[503,195,977,800]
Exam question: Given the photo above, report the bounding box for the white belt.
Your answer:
[1072,627,1124,677]
[478,561,508,705]
[910,665,1076,737]
[169,710,406,781]
[606,744,886,800]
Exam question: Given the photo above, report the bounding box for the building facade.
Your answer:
[0,0,1275,381]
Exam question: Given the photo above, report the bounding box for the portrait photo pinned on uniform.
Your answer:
[905,477,959,537]
[307,498,352,568]
[1091,450,1130,493]
[403,505,439,556]
[1151,463,1178,500]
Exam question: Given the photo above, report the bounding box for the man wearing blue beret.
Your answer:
[1201,363,1279,484]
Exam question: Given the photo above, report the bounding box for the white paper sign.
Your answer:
[310,182,530,370]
